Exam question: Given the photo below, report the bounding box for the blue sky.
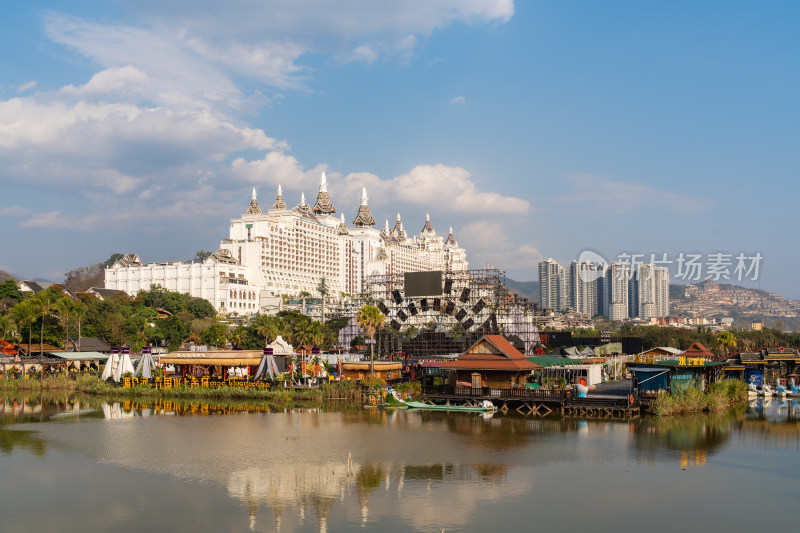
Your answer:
[1,1,798,297]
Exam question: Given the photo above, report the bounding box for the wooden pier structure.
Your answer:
[420,384,640,417]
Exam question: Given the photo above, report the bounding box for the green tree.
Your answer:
[104,253,124,267]
[202,320,228,348]
[356,304,385,378]
[56,296,75,348]
[253,314,283,346]
[33,289,60,351]
[0,315,16,342]
[193,250,213,262]
[73,300,88,351]
[186,297,216,319]
[317,277,329,324]
[9,301,37,356]
[0,279,24,310]
[229,325,247,349]
[716,331,737,356]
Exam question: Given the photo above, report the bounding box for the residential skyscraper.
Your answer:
[539,258,569,311]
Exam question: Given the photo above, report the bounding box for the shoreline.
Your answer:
[0,375,364,404]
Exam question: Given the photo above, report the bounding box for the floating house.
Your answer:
[439,335,541,389]
[724,347,800,385]
[627,342,726,396]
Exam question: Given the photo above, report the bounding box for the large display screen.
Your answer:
[404,271,443,297]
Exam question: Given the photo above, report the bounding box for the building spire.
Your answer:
[422,213,434,233]
[446,226,457,246]
[247,187,261,214]
[312,171,336,215]
[353,187,375,227]
[272,184,286,210]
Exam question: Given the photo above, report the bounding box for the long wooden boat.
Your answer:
[404,400,495,412]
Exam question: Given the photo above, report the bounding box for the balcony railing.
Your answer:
[422,384,567,401]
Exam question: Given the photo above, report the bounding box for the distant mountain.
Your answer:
[504,279,539,303]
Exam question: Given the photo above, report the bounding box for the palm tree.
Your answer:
[33,289,60,350]
[0,315,16,342]
[230,325,247,349]
[56,296,75,349]
[716,331,737,357]
[9,301,37,357]
[317,277,329,324]
[253,314,283,346]
[33,289,60,378]
[73,300,87,352]
[356,305,384,378]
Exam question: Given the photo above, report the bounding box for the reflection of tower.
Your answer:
[356,463,383,527]
[243,481,259,531]
[312,495,335,533]
[272,504,284,532]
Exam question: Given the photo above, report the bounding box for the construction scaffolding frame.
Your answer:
[359,268,543,358]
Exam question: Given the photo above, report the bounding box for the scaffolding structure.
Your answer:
[358,268,542,358]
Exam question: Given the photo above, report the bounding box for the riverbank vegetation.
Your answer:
[651,379,748,416]
[0,375,367,403]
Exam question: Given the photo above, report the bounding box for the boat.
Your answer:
[747,384,759,397]
[787,385,800,398]
[758,384,774,397]
[405,400,496,412]
[774,384,788,398]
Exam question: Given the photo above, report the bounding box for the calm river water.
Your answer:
[1,394,798,532]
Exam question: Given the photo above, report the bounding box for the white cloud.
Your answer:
[450,96,466,105]
[0,205,30,217]
[60,66,149,98]
[43,1,513,104]
[0,78,282,196]
[229,151,331,194]
[555,173,711,213]
[0,2,517,249]
[349,45,380,64]
[458,220,542,270]
[340,164,529,215]
[17,81,37,93]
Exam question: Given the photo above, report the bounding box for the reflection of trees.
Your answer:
[0,428,46,456]
[633,411,741,464]
[417,412,577,450]
[355,462,383,503]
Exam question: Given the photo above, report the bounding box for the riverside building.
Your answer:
[105,173,469,314]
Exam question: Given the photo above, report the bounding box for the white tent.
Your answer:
[135,352,157,379]
[101,353,119,381]
[112,352,136,382]
[255,354,281,379]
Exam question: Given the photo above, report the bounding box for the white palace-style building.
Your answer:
[105,173,468,314]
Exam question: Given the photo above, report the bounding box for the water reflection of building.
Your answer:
[225,460,516,532]
[632,414,734,467]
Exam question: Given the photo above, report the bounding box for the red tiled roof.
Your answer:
[440,335,540,372]
[441,359,541,371]
[681,342,715,358]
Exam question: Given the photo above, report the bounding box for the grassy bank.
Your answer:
[1,375,365,403]
[652,379,748,416]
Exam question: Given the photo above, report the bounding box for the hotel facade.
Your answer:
[105,174,468,314]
